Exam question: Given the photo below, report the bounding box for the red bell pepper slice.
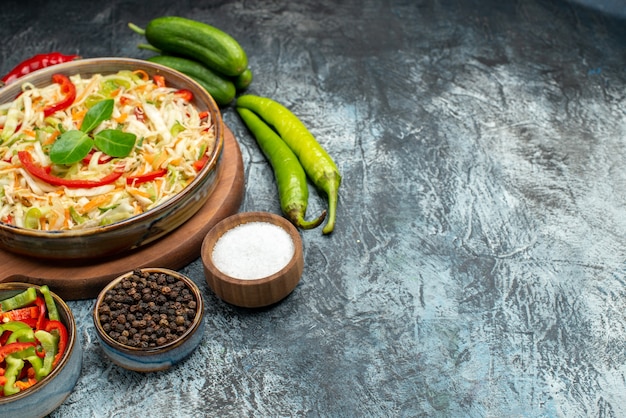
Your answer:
[82,150,113,165]
[33,296,47,330]
[44,320,67,367]
[193,154,209,172]
[18,150,123,188]
[0,342,37,363]
[126,168,167,186]
[43,74,76,117]
[18,318,39,329]
[0,306,39,323]
[0,330,10,346]
[174,89,193,102]
[153,75,166,88]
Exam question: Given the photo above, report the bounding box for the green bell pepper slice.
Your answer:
[0,320,32,334]
[34,329,58,376]
[6,327,35,344]
[3,355,25,396]
[39,285,60,321]
[0,287,37,312]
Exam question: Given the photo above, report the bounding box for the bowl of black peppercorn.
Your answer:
[92,267,204,372]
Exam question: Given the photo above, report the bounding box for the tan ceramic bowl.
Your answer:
[201,212,304,308]
[0,57,223,260]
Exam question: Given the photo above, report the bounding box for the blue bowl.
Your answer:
[92,268,205,372]
[0,283,82,418]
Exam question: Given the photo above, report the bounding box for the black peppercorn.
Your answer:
[98,270,198,348]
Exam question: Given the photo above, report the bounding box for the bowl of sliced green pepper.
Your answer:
[0,283,82,418]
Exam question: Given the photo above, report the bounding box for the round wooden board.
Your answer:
[0,125,244,301]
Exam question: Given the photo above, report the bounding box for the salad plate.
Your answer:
[0,57,224,260]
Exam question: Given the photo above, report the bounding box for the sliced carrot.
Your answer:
[22,129,36,138]
[152,152,168,170]
[74,76,100,104]
[43,130,60,146]
[63,208,70,229]
[81,194,112,213]
[132,69,150,81]
[114,113,128,123]
[15,377,37,391]
[129,187,151,198]
[72,107,87,124]
[142,152,155,165]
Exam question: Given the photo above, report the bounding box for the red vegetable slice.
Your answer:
[42,74,76,117]
[0,306,39,323]
[174,89,193,102]
[18,150,123,188]
[153,75,166,88]
[126,168,167,186]
[193,154,209,172]
[82,150,113,165]
[33,296,47,330]
[44,320,68,367]
[0,342,37,363]
[1,53,79,85]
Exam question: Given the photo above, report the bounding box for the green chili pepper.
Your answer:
[236,95,342,234]
[0,287,37,312]
[237,107,326,229]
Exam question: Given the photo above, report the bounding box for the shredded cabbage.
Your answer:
[0,70,216,230]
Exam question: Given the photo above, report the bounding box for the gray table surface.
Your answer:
[2,0,626,416]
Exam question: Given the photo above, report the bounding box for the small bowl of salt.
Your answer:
[201,211,304,308]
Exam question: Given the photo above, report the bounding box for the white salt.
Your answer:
[211,221,295,280]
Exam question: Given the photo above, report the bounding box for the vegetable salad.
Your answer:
[0,69,216,230]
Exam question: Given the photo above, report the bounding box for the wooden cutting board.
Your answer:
[0,125,244,301]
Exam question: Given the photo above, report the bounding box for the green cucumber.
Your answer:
[148,55,236,106]
[132,16,248,77]
[233,68,253,91]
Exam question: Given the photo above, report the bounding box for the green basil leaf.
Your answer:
[93,129,136,157]
[49,130,93,164]
[80,99,114,133]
